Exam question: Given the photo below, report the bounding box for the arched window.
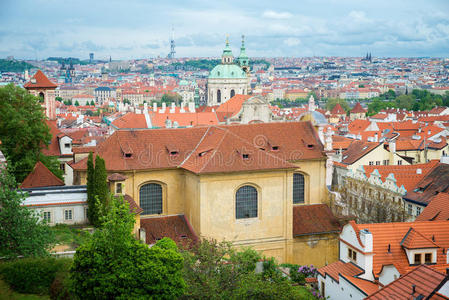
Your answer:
[139,183,163,215]
[38,92,45,103]
[217,90,221,103]
[293,173,305,204]
[236,185,258,219]
[230,89,235,98]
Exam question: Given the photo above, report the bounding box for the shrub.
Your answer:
[0,257,72,294]
[50,270,72,300]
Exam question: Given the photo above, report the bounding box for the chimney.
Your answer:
[153,102,157,112]
[188,102,195,113]
[374,133,378,142]
[161,102,166,113]
[170,102,175,113]
[144,102,148,111]
[358,229,374,281]
[390,141,396,153]
[180,102,185,113]
[416,168,422,175]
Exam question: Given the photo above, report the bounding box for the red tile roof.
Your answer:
[112,113,148,129]
[140,215,198,245]
[363,160,439,192]
[71,122,325,174]
[350,102,367,114]
[341,141,380,165]
[352,221,449,276]
[341,274,380,295]
[331,103,346,115]
[416,193,449,221]
[366,264,446,300]
[318,261,363,282]
[405,163,449,205]
[293,204,341,236]
[215,94,251,120]
[41,120,63,156]
[24,70,57,89]
[401,227,439,249]
[20,161,64,188]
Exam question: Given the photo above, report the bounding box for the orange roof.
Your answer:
[41,120,64,156]
[363,160,439,192]
[20,161,64,188]
[401,227,439,249]
[416,193,449,221]
[318,261,363,282]
[366,264,446,299]
[24,70,57,89]
[353,221,449,276]
[342,274,380,295]
[350,102,367,114]
[341,141,380,165]
[112,113,148,129]
[71,122,324,174]
[331,103,346,115]
[348,119,371,132]
[216,94,251,116]
[150,111,219,127]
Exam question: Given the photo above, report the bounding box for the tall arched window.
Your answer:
[236,185,258,219]
[230,89,235,98]
[139,183,163,215]
[293,173,305,204]
[217,90,221,103]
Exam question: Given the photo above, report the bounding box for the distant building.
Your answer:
[207,36,250,106]
[24,70,57,120]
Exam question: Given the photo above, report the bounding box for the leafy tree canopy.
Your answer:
[0,59,35,72]
[0,84,61,182]
[325,98,350,112]
[0,169,55,259]
[70,197,185,299]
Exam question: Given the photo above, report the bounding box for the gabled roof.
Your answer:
[293,204,341,236]
[331,103,346,115]
[366,264,446,300]
[341,141,381,165]
[215,94,251,119]
[71,122,325,174]
[20,161,64,188]
[351,221,449,276]
[405,163,449,205]
[318,261,363,282]
[140,215,198,245]
[416,193,449,222]
[112,113,148,129]
[401,227,439,249]
[41,120,64,156]
[24,70,57,89]
[350,102,367,114]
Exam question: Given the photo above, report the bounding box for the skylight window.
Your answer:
[242,154,250,159]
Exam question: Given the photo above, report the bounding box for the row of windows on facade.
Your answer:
[43,209,81,222]
[348,247,433,265]
[139,173,305,217]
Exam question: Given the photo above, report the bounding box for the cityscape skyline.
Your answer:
[1,0,449,60]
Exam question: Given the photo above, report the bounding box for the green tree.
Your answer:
[161,93,182,105]
[85,109,94,116]
[181,239,308,299]
[86,152,96,225]
[325,98,350,112]
[367,98,396,115]
[0,169,55,259]
[38,153,64,181]
[74,100,80,106]
[70,197,185,299]
[90,100,95,106]
[123,99,131,105]
[395,94,415,110]
[55,96,63,102]
[86,155,110,227]
[0,84,52,182]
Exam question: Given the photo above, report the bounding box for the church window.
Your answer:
[217,90,221,103]
[236,185,258,219]
[231,89,235,98]
[140,183,163,215]
[217,71,220,76]
[293,173,305,204]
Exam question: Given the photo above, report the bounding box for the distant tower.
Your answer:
[89,53,94,63]
[24,70,57,120]
[238,35,250,75]
[167,27,176,59]
[308,94,316,112]
[109,56,112,62]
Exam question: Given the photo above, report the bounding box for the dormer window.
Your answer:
[348,248,357,261]
[124,153,132,158]
[425,253,432,264]
[116,183,122,194]
[414,253,421,264]
[271,146,279,151]
[170,151,178,156]
[242,154,250,160]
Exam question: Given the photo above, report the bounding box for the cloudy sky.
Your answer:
[1,0,448,60]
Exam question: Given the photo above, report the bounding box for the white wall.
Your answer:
[318,274,366,300]
[32,204,88,225]
[378,265,400,286]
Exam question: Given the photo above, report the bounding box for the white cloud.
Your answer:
[262,10,292,19]
[284,37,301,46]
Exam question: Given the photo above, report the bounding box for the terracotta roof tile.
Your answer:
[41,120,63,156]
[341,274,379,295]
[405,163,449,205]
[112,113,148,129]
[20,161,64,188]
[107,173,127,181]
[140,215,198,245]
[366,265,446,299]
[318,261,363,282]
[350,102,367,114]
[331,103,346,115]
[416,193,449,222]
[293,204,341,236]
[24,70,57,89]
[401,227,439,249]
[341,141,380,165]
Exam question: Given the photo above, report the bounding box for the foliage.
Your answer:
[86,154,109,227]
[169,59,270,71]
[123,98,131,105]
[63,99,72,106]
[0,169,55,259]
[90,100,95,106]
[74,100,80,106]
[0,279,50,300]
[50,224,91,250]
[46,57,88,66]
[325,98,350,113]
[55,96,63,102]
[0,59,35,72]
[270,98,308,108]
[0,84,54,182]
[49,270,72,300]
[0,257,71,294]
[70,197,185,299]
[84,110,94,116]
[181,238,313,299]
[160,92,182,105]
[38,153,64,181]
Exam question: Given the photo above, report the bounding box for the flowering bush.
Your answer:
[297,265,318,278]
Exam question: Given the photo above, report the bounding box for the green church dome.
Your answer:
[208,64,247,79]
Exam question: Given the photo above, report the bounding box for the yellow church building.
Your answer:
[72,122,340,266]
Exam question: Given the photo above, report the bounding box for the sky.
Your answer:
[1,0,449,60]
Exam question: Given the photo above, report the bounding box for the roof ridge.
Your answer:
[179,126,213,168]
[197,127,229,173]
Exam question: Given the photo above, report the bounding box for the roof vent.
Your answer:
[416,169,422,175]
